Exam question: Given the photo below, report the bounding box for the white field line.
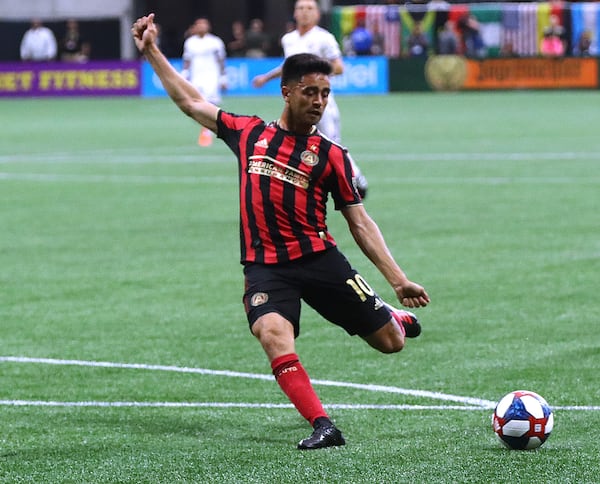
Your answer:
[0,172,236,184]
[0,400,486,411]
[1,355,494,409]
[1,172,599,185]
[1,356,597,411]
[0,400,596,411]
[1,150,599,164]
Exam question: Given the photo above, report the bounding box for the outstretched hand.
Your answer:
[252,75,268,88]
[395,281,430,309]
[131,13,158,53]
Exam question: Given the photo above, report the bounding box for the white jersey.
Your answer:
[183,33,226,104]
[281,26,343,143]
[281,26,342,62]
[20,27,57,61]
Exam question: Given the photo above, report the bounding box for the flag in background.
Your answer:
[384,5,402,58]
[448,4,470,55]
[470,3,503,58]
[365,5,402,58]
[340,6,358,38]
[571,2,600,56]
[400,6,436,57]
[331,3,599,59]
[331,5,402,58]
[537,1,570,53]
[501,2,539,56]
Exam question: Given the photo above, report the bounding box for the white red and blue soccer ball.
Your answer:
[492,390,554,450]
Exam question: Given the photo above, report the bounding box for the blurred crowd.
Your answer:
[19,18,91,62]
[17,2,594,64]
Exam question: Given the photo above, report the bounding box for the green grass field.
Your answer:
[1,91,599,483]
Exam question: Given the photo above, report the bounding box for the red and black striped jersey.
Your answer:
[217,110,362,264]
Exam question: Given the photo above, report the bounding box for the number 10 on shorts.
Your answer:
[346,274,374,302]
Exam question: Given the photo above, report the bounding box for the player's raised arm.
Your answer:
[131,13,219,132]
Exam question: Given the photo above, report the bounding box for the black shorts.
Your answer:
[242,248,392,338]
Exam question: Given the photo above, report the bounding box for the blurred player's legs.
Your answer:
[198,127,213,146]
[316,95,342,144]
[194,84,220,148]
[318,95,368,198]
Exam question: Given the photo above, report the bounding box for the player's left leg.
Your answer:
[302,249,421,353]
[361,306,421,351]
[386,304,421,338]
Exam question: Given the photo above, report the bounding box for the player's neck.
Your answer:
[297,24,315,36]
[277,114,315,136]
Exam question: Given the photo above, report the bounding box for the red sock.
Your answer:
[271,353,328,426]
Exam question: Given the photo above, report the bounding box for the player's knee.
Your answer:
[363,323,405,353]
[377,337,405,354]
[251,313,296,356]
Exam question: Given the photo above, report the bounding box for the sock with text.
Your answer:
[271,353,328,426]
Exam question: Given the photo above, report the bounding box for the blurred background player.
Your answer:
[252,0,369,197]
[182,17,227,146]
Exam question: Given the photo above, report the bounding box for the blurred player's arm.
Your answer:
[252,65,283,88]
[253,56,343,88]
[329,56,344,76]
[132,13,218,132]
[341,204,430,309]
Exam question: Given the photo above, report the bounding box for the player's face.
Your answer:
[194,18,210,36]
[286,73,330,125]
[294,0,320,28]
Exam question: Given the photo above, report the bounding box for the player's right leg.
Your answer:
[243,263,345,450]
[250,311,346,450]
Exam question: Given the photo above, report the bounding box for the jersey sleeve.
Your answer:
[321,31,343,61]
[182,38,191,62]
[216,110,263,158]
[329,147,362,210]
[216,37,227,61]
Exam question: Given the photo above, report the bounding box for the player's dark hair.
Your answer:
[280,53,332,87]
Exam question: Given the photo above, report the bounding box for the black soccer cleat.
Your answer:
[389,307,421,338]
[298,418,346,450]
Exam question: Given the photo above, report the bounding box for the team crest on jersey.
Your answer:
[300,150,319,167]
[250,292,269,307]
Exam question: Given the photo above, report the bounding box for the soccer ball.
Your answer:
[492,390,554,450]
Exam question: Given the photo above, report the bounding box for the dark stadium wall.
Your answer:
[0,19,121,62]
[136,0,294,58]
[0,0,294,61]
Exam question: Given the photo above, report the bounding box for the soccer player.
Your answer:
[182,17,227,146]
[252,0,369,198]
[132,13,430,450]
